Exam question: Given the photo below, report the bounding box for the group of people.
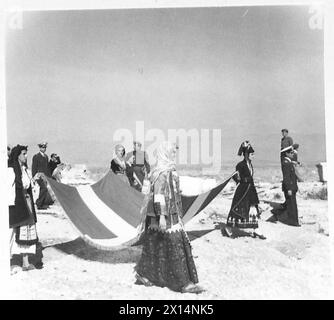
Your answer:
[222,128,301,240]
[6,130,302,294]
[7,142,63,272]
[110,141,150,192]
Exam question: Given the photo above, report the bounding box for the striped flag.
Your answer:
[46,171,234,250]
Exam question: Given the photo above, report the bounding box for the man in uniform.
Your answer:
[32,142,54,209]
[281,147,300,227]
[48,153,61,177]
[125,141,150,192]
[280,129,293,162]
[280,129,294,209]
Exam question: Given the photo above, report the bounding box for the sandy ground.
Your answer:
[1,179,332,300]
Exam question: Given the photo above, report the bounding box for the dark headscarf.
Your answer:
[8,145,29,189]
[237,141,255,156]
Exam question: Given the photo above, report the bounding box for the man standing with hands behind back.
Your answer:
[32,142,54,210]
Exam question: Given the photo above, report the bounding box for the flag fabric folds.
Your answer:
[46,171,234,250]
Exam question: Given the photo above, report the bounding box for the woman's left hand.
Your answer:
[159,215,167,231]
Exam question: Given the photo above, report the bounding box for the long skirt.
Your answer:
[135,227,199,292]
[10,227,37,256]
[10,192,38,256]
[227,184,259,229]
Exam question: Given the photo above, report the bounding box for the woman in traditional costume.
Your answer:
[224,141,265,239]
[110,144,134,186]
[8,145,40,271]
[134,141,204,294]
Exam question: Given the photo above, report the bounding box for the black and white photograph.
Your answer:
[0,0,333,302]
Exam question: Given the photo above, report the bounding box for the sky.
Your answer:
[5,6,325,168]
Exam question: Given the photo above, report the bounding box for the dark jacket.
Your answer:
[9,164,37,228]
[32,152,51,177]
[281,136,293,150]
[232,159,259,206]
[282,157,298,193]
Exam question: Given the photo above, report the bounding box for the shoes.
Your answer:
[10,265,22,275]
[223,227,233,238]
[22,264,36,271]
[135,274,154,287]
[278,203,287,211]
[181,283,205,294]
[34,262,44,269]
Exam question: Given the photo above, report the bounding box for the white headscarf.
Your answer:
[150,141,177,183]
[113,144,126,169]
[136,141,178,237]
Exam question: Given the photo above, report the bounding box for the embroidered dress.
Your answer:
[135,169,198,292]
[227,159,260,229]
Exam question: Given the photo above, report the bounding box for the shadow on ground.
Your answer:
[214,222,255,238]
[43,229,218,263]
[187,229,216,241]
[45,237,142,264]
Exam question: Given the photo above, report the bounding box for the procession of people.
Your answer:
[6,128,302,293]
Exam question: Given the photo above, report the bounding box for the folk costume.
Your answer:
[126,142,150,191]
[135,142,203,294]
[110,144,134,186]
[225,142,265,239]
[8,145,39,270]
[281,155,300,226]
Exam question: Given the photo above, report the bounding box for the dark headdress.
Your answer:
[237,141,255,156]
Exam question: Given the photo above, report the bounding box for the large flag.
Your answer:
[46,171,234,250]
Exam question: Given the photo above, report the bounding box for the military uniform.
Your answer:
[281,157,300,226]
[280,136,293,162]
[227,159,260,229]
[32,149,53,209]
